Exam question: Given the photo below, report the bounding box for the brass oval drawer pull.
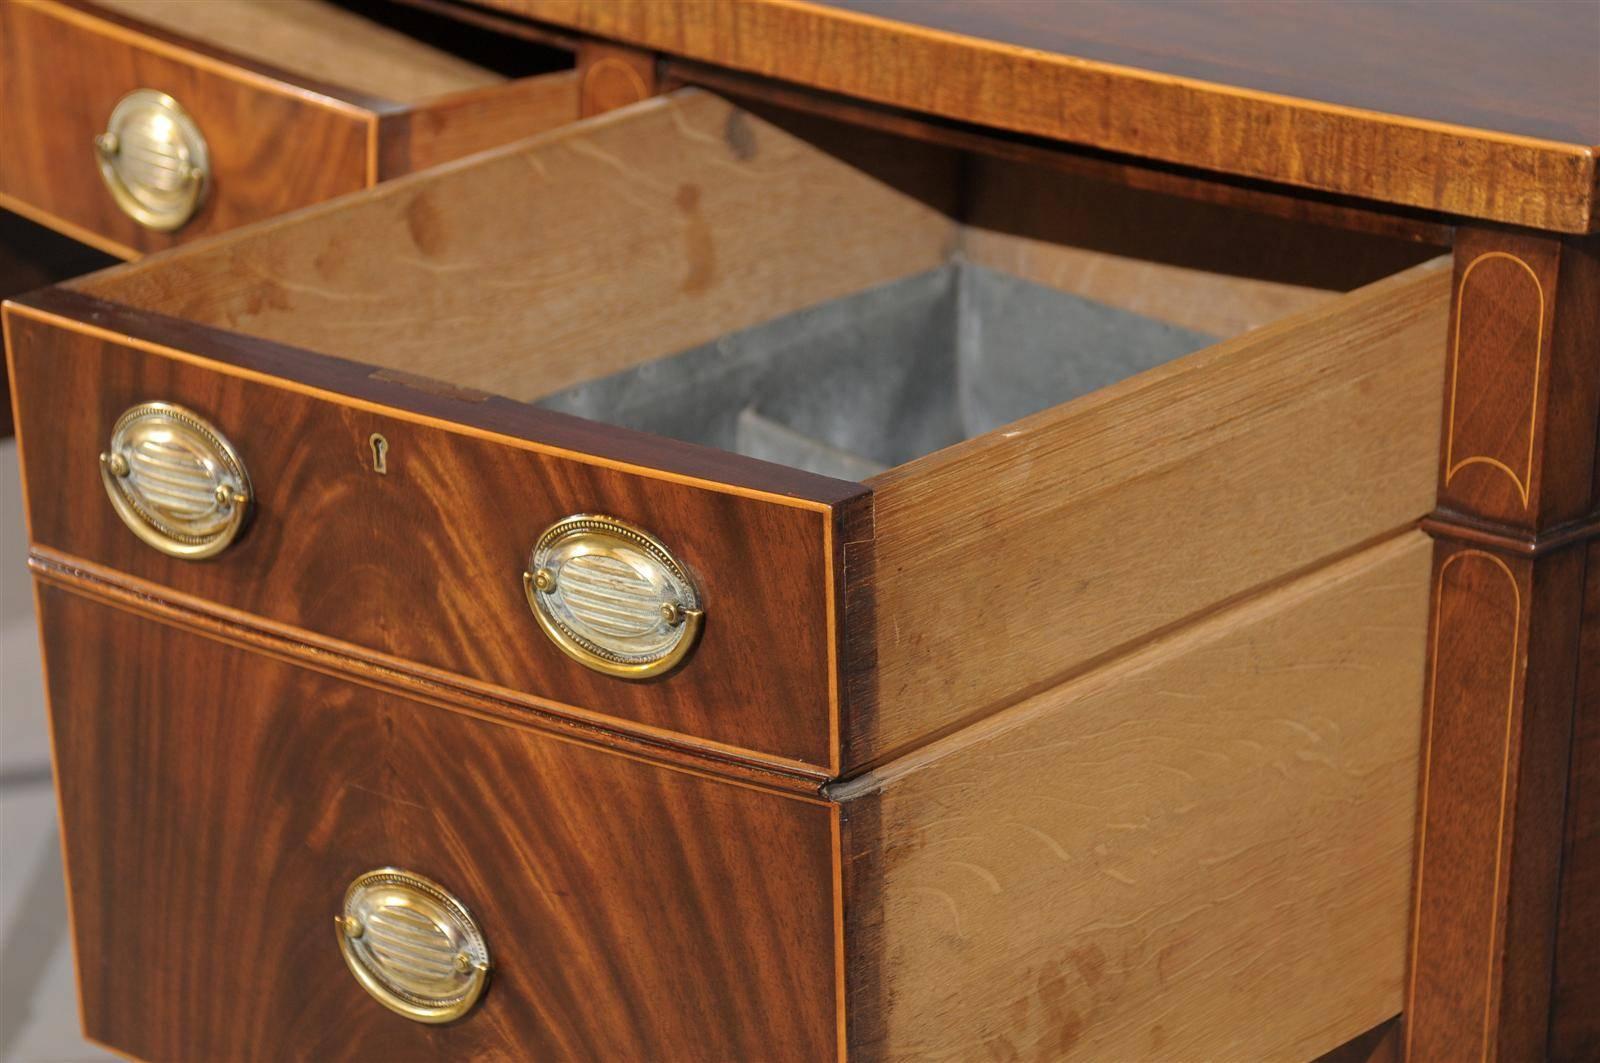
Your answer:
[94,89,210,231]
[99,402,251,559]
[337,868,490,1025]
[524,514,704,679]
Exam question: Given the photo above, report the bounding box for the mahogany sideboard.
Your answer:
[2,2,1596,1060]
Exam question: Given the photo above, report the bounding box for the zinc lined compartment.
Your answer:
[11,87,1449,773]
[4,84,1453,1063]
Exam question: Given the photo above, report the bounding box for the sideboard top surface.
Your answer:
[489,0,1600,233]
[824,0,1600,146]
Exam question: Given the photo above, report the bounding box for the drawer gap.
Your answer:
[88,0,575,104]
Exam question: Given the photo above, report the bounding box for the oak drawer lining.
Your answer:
[70,90,1437,423]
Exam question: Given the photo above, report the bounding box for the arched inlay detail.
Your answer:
[1406,547,1524,1061]
[1443,252,1544,508]
[580,56,651,114]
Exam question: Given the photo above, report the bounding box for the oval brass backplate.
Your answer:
[523,514,704,679]
[94,88,210,231]
[337,868,490,1024]
[99,401,251,559]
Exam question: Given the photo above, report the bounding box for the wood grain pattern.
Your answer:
[960,227,1336,340]
[70,90,956,402]
[577,40,658,117]
[669,57,1458,251]
[1438,230,1600,530]
[487,0,1600,232]
[0,0,374,257]
[375,70,580,179]
[819,0,1600,146]
[853,256,1449,770]
[1409,228,1600,1062]
[1405,537,1587,1063]
[29,546,833,796]
[88,0,505,104]
[1,0,587,256]
[28,89,1461,779]
[5,293,862,775]
[837,532,1433,1060]
[1550,540,1600,1061]
[958,152,1445,338]
[37,582,839,1062]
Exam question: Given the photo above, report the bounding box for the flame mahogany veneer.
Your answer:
[6,3,1598,1060]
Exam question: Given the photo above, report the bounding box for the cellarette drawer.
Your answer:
[3,306,850,774]
[6,87,1449,774]
[7,86,1458,1062]
[0,0,581,258]
[32,580,839,1062]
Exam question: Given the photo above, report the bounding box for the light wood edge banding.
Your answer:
[495,0,1600,232]
[580,54,650,106]
[0,301,841,513]
[4,297,848,779]
[29,545,838,794]
[1404,548,1525,1062]
[782,0,1590,155]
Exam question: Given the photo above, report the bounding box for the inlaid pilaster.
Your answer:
[1406,228,1599,1062]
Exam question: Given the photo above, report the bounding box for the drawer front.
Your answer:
[0,0,372,257]
[6,297,855,773]
[37,582,841,1062]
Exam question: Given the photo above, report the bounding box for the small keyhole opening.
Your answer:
[369,433,389,475]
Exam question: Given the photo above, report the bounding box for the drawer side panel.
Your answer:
[840,531,1433,1060]
[857,256,1450,768]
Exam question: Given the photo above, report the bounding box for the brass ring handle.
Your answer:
[523,514,704,679]
[99,402,251,559]
[94,89,210,231]
[337,868,491,1024]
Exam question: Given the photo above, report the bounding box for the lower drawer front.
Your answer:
[37,584,839,1062]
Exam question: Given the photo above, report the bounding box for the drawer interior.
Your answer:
[68,88,1443,482]
[534,259,1216,480]
[89,0,574,103]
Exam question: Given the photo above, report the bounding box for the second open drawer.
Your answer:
[4,88,1452,776]
[0,0,584,257]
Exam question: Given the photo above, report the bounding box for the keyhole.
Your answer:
[369,433,388,475]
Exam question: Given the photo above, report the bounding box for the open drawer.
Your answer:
[0,0,582,257]
[4,89,1451,777]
